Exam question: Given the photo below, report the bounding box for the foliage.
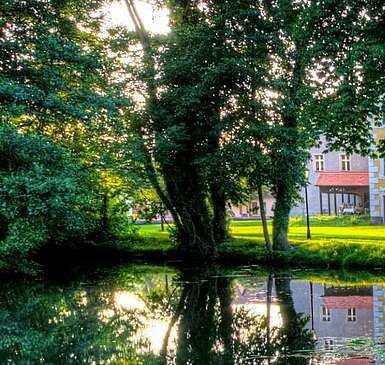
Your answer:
[0,0,146,252]
[0,0,130,160]
[0,281,142,363]
[127,0,385,258]
[0,124,100,273]
[218,0,385,250]
[289,214,371,227]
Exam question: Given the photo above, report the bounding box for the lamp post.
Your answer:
[305,170,311,239]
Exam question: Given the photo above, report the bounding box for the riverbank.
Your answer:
[121,216,385,269]
[2,216,384,277]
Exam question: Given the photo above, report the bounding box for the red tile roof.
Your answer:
[336,358,373,365]
[322,296,372,309]
[315,172,369,187]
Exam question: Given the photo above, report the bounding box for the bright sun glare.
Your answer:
[106,0,170,34]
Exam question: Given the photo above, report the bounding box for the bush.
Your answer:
[289,215,370,227]
[0,124,100,273]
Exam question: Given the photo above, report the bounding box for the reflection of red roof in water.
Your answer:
[336,358,373,365]
[322,296,372,309]
[315,172,369,186]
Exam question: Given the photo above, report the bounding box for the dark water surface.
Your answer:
[1,265,385,364]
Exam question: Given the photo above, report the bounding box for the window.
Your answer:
[347,307,356,322]
[314,154,325,171]
[324,339,334,351]
[340,154,351,171]
[321,306,331,322]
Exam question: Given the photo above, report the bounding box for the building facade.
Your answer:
[369,126,385,223]
[232,129,385,223]
[291,139,370,217]
[234,277,385,364]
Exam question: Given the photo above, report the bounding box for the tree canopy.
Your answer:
[126,0,385,256]
[0,124,100,273]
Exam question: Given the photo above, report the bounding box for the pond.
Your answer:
[1,264,384,364]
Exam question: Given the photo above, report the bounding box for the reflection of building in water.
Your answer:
[373,286,385,340]
[235,280,385,365]
[292,281,375,363]
[298,284,372,337]
[373,285,385,365]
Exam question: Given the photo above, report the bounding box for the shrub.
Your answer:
[0,124,100,273]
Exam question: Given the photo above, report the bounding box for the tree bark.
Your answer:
[211,185,229,243]
[163,172,217,260]
[257,184,272,257]
[272,182,292,251]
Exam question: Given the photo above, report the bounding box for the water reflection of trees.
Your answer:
[0,267,315,364]
[159,269,315,365]
[0,281,142,363]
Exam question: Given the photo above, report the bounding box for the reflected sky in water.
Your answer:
[0,265,384,364]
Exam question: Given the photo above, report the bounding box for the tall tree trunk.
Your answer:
[257,184,272,257]
[274,272,315,363]
[211,185,229,243]
[101,193,109,233]
[272,182,292,251]
[175,276,217,365]
[266,273,273,363]
[218,276,234,365]
[164,173,216,260]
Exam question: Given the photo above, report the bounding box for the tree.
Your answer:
[124,0,244,258]
[0,0,138,245]
[125,0,385,259]
[0,0,129,153]
[0,124,101,273]
[257,1,385,250]
[214,0,385,251]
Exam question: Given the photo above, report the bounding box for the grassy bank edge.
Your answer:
[114,236,385,270]
[123,216,385,269]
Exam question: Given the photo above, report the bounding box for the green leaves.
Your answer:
[0,124,100,273]
[0,0,131,165]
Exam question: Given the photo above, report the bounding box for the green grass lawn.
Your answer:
[230,217,385,243]
[130,216,385,269]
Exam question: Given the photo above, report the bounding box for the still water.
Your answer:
[1,265,385,364]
